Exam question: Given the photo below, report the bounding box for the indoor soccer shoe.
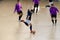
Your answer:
[30,30,36,34]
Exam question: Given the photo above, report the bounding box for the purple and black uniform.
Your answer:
[14,3,22,14]
[33,0,40,13]
[33,0,39,8]
[49,5,59,25]
[50,6,59,18]
[14,2,23,20]
[33,0,39,4]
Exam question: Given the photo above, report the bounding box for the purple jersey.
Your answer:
[33,0,39,4]
[14,3,22,12]
[49,6,59,15]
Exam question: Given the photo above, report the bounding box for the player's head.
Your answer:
[51,4,54,6]
[30,9,34,13]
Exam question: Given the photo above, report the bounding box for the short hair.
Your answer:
[51,4,54,6]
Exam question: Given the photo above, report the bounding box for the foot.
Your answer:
[30,30,36,34]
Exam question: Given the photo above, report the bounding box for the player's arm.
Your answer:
[20,4,22,8]
[55,7,59,13]
[56,8,60,15]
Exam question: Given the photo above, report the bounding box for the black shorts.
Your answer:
[51,14,57,18]
[34,4,39,8]
[17,11,23,15]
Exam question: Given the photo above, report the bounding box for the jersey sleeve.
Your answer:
[56,7,59,13]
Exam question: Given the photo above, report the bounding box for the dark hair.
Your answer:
[28,9,34,13]
[51,4,54,6]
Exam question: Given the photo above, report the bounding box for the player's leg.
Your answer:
[55,15,57,25]
[52,18,54,24]
[18,11,23,21]
[51,15,54,24]
[21,20,29,26]
[33,4,36,13]
[19,14,22,21]
[36,4,38,13]
[30,23,32,32]
[30,23,35,34]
